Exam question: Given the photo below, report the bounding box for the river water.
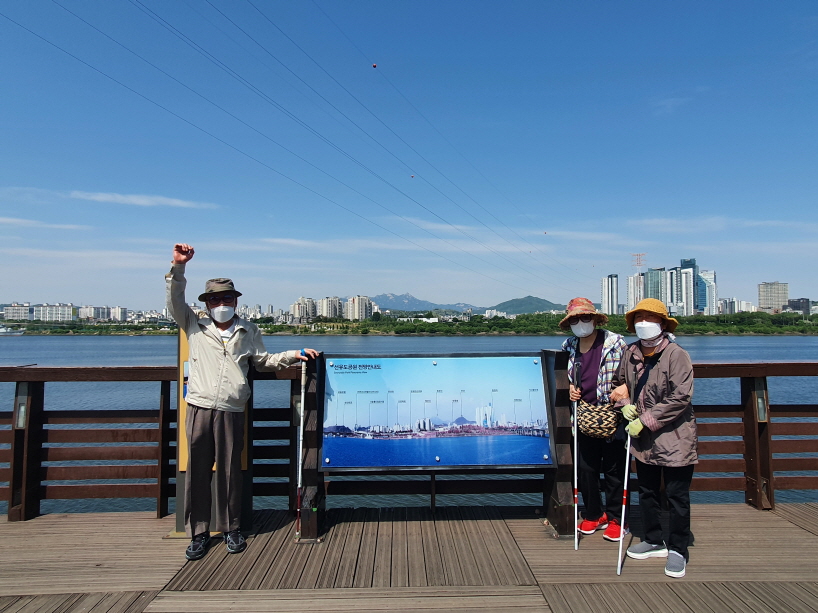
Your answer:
[1,334,816,512]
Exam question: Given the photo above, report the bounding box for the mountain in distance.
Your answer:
[372,293,480,313]
[488,295,566,315]
[371,293,567,315]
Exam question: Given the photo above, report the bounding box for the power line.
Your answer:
[0,7,533,295]
[250,0,587,286]
[311,0,599,283]
[127,0,577,293]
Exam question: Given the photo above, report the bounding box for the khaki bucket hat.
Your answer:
[197,278,242,302]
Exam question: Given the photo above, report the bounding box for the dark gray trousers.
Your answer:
[184,405,245,537]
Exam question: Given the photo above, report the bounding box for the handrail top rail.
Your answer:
[0,363,303,383]
[0,361,816,383]
[692,362,818,378]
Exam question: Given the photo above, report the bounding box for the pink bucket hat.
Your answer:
[558,297,608,330]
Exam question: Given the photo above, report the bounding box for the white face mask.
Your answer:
[210,305,235,324]
[635,320,663,341]
[570,320,596,338]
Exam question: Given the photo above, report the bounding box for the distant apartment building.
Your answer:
[626,260,701,317]
[317,296,343,319]
[758,282,788,313]
[110,306,128,321]
[3,303,34,321]
[238,304,263,320]
[345,295,374,321]
[33,303,75,322]
[626,273,644,311]
[788,298,811,317]
[699,270,718,316]
[484,309,508,319]
[290,297,317,321]
[644,268,665,301]
[600,274,618,315]
[719,298,756,314]
[680,258,701,312]
[78,306,111,320]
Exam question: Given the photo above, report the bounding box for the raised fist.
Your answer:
[173,243,195,264]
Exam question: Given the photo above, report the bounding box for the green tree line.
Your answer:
[8,310,815,336]
[262,311,818,336]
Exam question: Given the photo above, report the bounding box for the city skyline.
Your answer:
[1,3,816,310]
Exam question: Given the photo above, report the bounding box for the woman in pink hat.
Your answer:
[559,297,628,542]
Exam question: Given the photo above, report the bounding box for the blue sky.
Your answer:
[1,1,816,310]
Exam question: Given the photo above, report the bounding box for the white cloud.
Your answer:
[69,191,218,209]
[0,217,90,230]
[652,96,693,116]
[397,216,475,234]
[626,216,818,234]
[0,247,167,268]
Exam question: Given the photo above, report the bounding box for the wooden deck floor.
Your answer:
[775,502,818,537]
[2,504,818,612]
[165,506,535,591]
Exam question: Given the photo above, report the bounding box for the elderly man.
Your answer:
[167,243,318,561]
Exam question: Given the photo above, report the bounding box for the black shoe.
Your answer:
[224,530,246,554]
[185,533,211,561]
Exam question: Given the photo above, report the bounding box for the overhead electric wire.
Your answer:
[53,0,548,290]
[311,0,599,283]
[49,2,572,299]
[0,7,533,296]
[127,0,577,293]
[246,0,586,287]
[135,0,569,292]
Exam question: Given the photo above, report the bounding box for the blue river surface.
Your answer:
[323,435,552,469]
[1,334,816,512]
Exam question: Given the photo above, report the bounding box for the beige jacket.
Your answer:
[166,263,300,412]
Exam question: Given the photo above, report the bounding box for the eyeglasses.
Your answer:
[567,314,594,325]
[205,294,235,306]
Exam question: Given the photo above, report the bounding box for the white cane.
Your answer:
[295,358,307,540]
[573,362,581,551]
[617,431,632,575]
[617,372,637,574]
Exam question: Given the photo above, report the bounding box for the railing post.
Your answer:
[156,380,173,518]
[544,350,573,536]
[741,376,774,510]
[9,381,44,521]
[298,357,325,540]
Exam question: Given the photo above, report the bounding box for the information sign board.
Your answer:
[321,352,555,471]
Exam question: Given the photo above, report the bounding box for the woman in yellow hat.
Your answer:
[559,297,628,542]
[610,298,697,578]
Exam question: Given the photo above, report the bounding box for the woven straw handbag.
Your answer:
[576,400,621,439]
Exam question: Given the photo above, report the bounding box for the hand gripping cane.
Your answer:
[573,361,581,550]
[617,371,637,575]
[295,359,307,540]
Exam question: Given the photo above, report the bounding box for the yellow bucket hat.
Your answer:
[625,298,679,333]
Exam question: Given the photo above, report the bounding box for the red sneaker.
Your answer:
[578,513,608,535]
[602,519,630,542]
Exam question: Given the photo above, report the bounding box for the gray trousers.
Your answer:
[184,405,245,537]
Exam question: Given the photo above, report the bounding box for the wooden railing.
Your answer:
[0,367,177,522]
[2,358,817,542]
